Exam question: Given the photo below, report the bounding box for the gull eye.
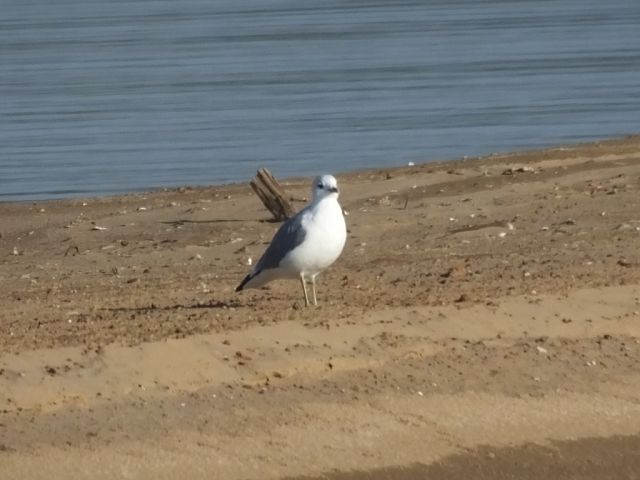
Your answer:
[317,183,323,189]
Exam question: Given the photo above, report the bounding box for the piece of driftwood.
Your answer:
[250,168,295,221]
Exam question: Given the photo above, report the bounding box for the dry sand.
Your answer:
[1,136,640,479]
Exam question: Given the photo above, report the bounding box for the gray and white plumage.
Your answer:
[236,174,347,306]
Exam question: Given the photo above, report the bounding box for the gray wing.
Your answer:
[254,208,308,272]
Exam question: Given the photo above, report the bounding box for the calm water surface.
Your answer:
[1,0,639,200]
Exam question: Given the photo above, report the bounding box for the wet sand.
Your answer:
[1,136,640,478]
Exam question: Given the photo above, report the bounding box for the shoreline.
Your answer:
[1,135,640,479]
[2,133,639,206]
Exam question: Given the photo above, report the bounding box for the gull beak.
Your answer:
[328,187,339,193]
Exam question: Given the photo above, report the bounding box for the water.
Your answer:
[1,0,639,201]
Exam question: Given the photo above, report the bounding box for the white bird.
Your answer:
[236,174,347,306]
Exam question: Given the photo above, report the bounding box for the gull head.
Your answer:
[312,174,340,201]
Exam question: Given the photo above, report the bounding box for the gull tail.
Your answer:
[235,270,260,292]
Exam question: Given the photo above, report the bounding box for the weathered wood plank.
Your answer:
[249,168,295,221]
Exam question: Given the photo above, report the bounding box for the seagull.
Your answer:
[236,174,347,306]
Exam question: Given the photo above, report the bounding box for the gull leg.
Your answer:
[299,273,310,307]
[311,275,318,306]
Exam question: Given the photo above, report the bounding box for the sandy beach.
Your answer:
[1,136,640,479]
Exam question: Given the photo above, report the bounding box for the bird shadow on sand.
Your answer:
[160,219,245,227]
[102,299,242,313]
[161,217,283,226]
